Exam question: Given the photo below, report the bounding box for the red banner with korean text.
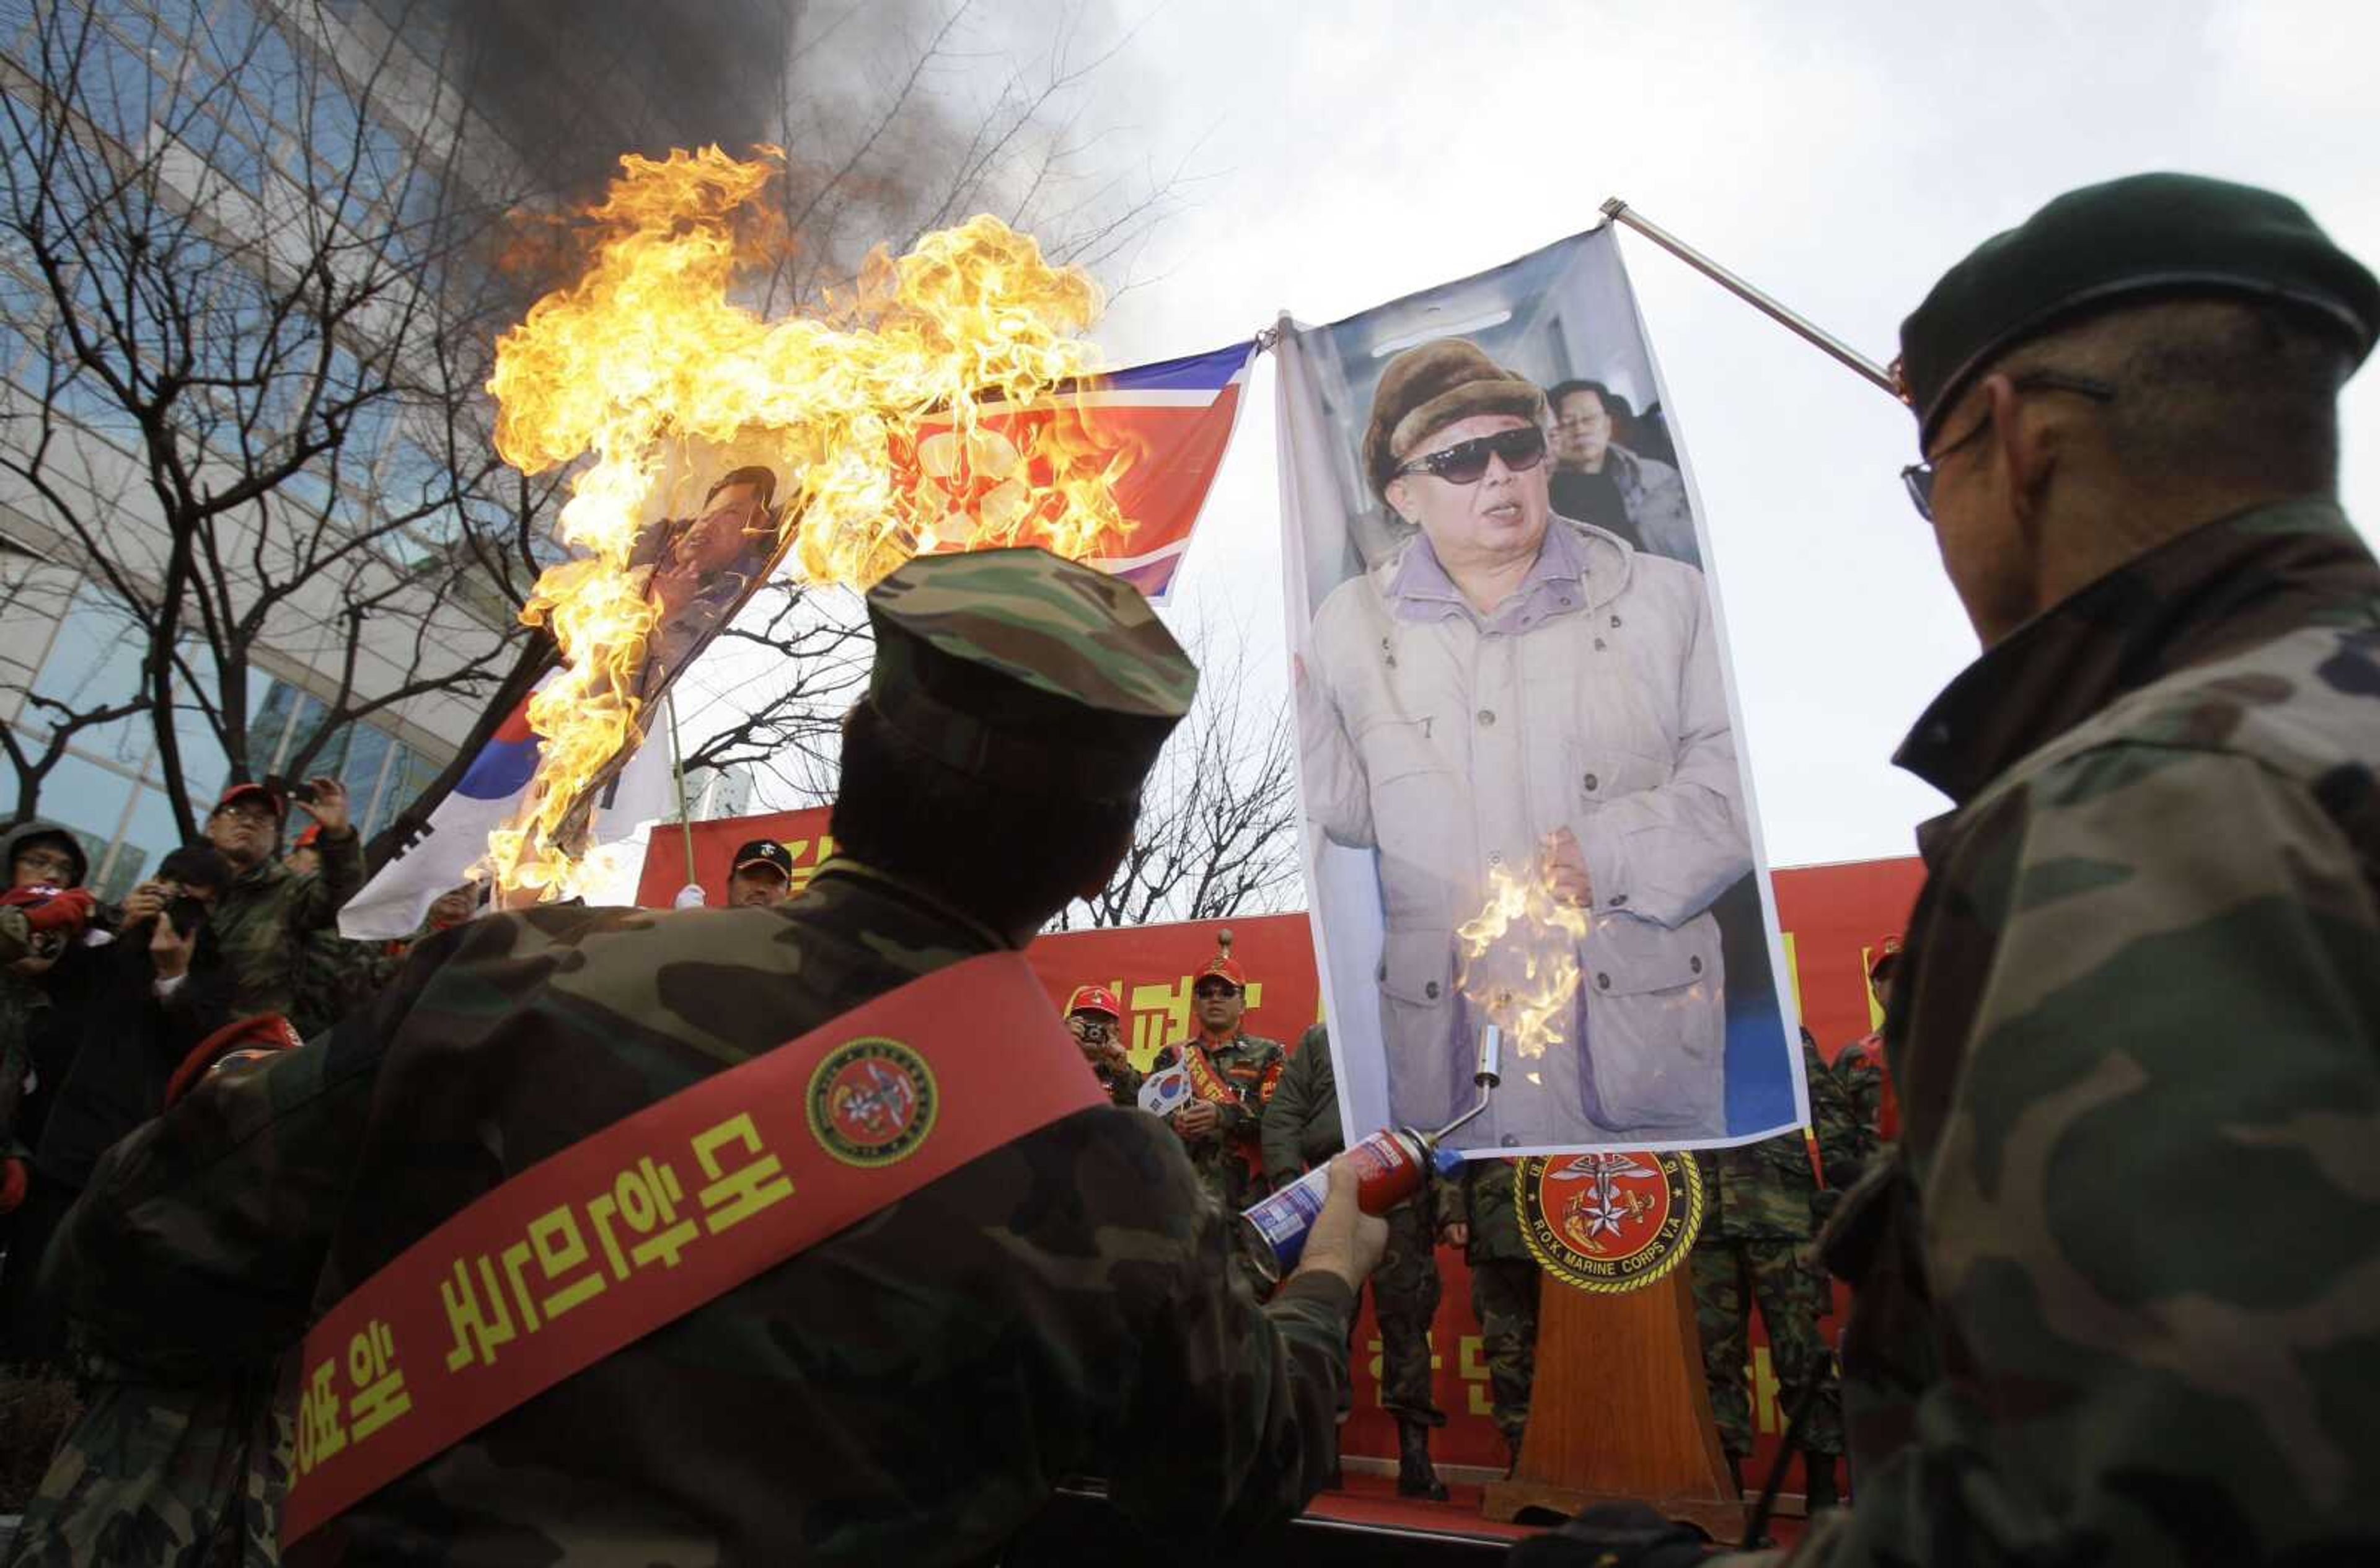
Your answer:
[635,817,1923,1481]
[633,807,839,910]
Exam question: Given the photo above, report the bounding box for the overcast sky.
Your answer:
[1042,0,2380,869]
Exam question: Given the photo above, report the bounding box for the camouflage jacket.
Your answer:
[50,860,1353,1565]
[1259,1024,1344,1190]
[1698,1033,1861,1241]
[6,1344,290,1568]
[1830,1032,1892,1167]
[288,930,402,1041]
[209,830,364,1023]
[1800,500,2380,1566]
[1453,1158,1532,1264]
[1163,1029,1287,1209]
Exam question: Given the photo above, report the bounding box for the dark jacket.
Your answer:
[34,920,232,1191]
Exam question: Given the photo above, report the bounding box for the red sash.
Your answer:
[1177,1040,1238,1108]
[281,952,1100,1548]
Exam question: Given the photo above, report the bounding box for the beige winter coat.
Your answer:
[1301,516,1748,1145]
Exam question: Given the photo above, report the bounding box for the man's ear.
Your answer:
[1986,375,2060,525]
[1383,475,1415,525]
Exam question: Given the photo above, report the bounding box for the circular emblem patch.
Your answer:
[1515,1149,1704,1294]
[806,1037,938,1168]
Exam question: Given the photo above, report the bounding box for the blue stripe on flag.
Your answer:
[1103,339,1254,395]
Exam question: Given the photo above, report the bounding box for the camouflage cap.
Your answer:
[1898,172,2380,446]
[863,547,1197,800]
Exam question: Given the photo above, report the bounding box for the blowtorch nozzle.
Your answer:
[1432,1024,1502,1143]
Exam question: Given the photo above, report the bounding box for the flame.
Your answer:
[1456,860,1591,1061]
[481,146,1130,898]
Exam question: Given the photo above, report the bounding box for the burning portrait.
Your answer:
[1276,228,1803,1155]
[626,462,786,712]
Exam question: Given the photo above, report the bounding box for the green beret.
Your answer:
[863,547,1196,800]
[1899,172,2379,446]
[1363,339,1546,496]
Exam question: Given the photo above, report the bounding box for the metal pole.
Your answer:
[1600,198,1900,397]
[664,692,697,888]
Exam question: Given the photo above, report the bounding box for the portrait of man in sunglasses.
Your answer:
[1298,337,1750,1147]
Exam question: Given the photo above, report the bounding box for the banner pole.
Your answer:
[1600,198,1900,397]
[665,692,697,888]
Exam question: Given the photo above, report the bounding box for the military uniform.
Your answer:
[1797,177,2380,1565]
[288,930,399,1041]
[1263,1024,1449,1497]
[1165,1029,1285,1212]
[1691,1033,1859,1498]
[1452,1158,1541,1456]
[4,1344,291,1568]
[210,830,363,1023]
[1828,1033,1890,1173]
[43,548,1357,1566]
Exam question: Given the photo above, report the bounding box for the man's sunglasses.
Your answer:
[1192,983,1240,1000]
[1900,370,2117,521]
[1398,425,1548,485]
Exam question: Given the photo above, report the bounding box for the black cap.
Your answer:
[731,840,795,878]
[1898,172,2380,446]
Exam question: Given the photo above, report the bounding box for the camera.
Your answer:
[166,892,208,940]
[265,773,320,806]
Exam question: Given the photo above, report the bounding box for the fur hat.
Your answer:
[1362,339,1547,497]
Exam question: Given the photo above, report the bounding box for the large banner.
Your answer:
[1275,227,1799,1156]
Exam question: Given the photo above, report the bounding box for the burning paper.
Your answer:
[483,146,1134,898]
[1456,860,1592,1072]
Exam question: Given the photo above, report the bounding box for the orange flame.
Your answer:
[1456,861,1590,1067]
[482,146,1130,898]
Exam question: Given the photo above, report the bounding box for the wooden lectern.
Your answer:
[1480,1269,1745,1539]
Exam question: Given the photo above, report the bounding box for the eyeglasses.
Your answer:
[1900,370,2117,521]
[1398,425,1548,485]
[14,849,76,880]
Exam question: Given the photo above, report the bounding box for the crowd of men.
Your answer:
[1065,937,1908,1514]
[0,168,2374,1567]
[0,802,819,1371]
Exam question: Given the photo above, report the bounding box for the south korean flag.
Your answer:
[1137,1060,1193,1119]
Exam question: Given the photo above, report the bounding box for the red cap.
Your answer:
[165,1013,304,1109]
[1866,934,1905,982]
[213,782,287,822]
[1196,928,1247,990]
[1065,984,1122,1020]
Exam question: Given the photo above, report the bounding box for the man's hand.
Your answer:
[149,904,199,981]
[1543,827,1593,908]
[119,881,168,926]
[1174,1099,1220,1140]
[294,776,350,836]
[1291,1154,1391,1293]
[1440,1220,1470,1249]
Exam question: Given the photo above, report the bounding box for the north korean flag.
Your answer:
[896,340,1257,604]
